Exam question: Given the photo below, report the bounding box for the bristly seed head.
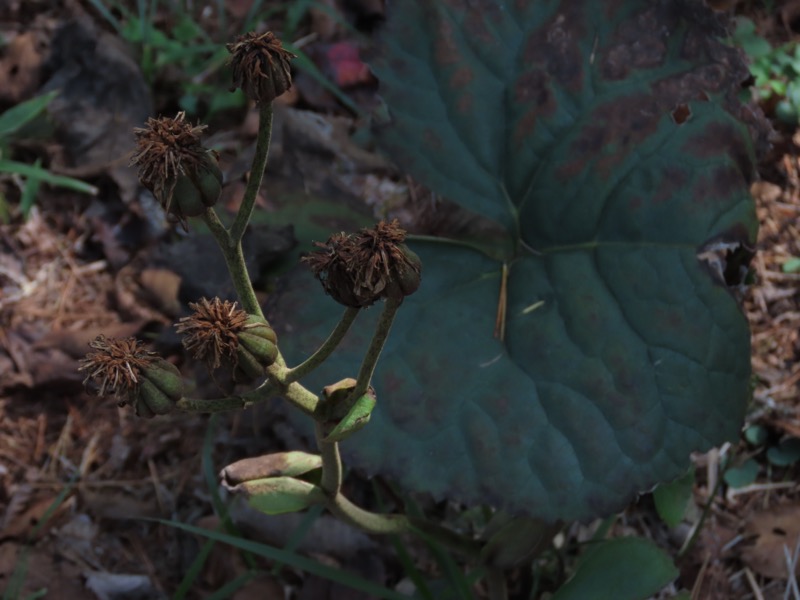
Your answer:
[78,335,157,398]
[303,219,423,308]
[227,31,297,104]
[175,297,250,370]
[131,112,221,224]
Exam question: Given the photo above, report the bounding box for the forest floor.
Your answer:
[2,1,800,599]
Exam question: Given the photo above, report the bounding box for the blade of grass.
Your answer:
[285,0,315,37]
[243,0,265,30]
[215,0,226,39]
[155,520,412,600]
[84,0,124,32]
[172,537,216,600]
[0,91,57,139]
[0,161,97,195]
[269,504,324,576]
[19,160,42,219]
[206,571,259,600]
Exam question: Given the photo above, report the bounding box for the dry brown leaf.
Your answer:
[0,31,47,103]
[1,491,73,540]
[741,504,800,579]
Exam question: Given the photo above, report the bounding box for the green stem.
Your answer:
[678,466,724,559]
[278,381,321,416]
[350,296,402,402]
[327,492,411,535]
[285,307,360,384]
[315,422,343,496]
[201,208,263,318]
[174,375,319,416]
[323,492,482,558]
[230,102,273,245]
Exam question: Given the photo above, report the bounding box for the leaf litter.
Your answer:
[2,0,800,598]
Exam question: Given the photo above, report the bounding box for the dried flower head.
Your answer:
[176,298,249,370]
[79,335,158,397]
[227,31,297,104]
[303,219,422,308]
[79,336,183,417]
[131,112,222,223]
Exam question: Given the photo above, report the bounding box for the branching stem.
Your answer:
[285,307,360,383]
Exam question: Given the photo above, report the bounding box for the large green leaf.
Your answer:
[272,0,758,521]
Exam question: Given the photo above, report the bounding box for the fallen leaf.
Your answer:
[741,504,800,579]
[0,30,48,104]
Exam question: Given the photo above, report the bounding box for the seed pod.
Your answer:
[233,346,266,381]
[134,359,183,418]
[131,113,222,227]
[386,243,422,300]
[79,336,183,419]
[237,315,279,367]
[171,152,223,218]
[227,32,297,104]
[303,220,423,308]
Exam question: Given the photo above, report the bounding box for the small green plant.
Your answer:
[730,16,800,124]
[88,0,363,116]
[0,92,97,221]
[79,2,761,597]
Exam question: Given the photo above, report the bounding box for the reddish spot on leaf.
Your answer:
[671,103,691,124]
[523,5,586,94]
[599,5,669,81]
[682,122,754,181]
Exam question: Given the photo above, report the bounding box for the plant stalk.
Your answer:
[175,375,320,416]
[230,102,273,244]
[315,421,343,496]
[202,207,263,318]
[350,296,402,402]
[284,307,360,383]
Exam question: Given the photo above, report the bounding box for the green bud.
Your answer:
[134,358,183,418]
[234,316,278,381]
[234,344,267,381]
[171,152,223,218]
